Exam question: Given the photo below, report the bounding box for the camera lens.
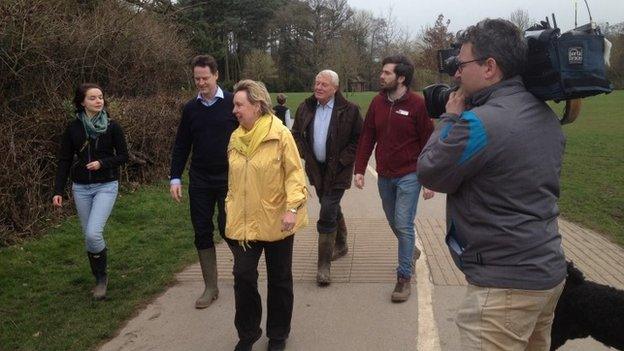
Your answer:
[423,84,459,118]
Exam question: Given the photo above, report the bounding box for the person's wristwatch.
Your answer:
[288,208,297,214]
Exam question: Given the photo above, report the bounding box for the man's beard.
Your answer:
[381,79,399,93]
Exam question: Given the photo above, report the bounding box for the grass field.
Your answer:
[550,91,624,245]
[272,91,378,113]
[0,182,199,351]
[275,90,624,245]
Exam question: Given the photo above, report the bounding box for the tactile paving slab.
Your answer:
[177,217,624,290]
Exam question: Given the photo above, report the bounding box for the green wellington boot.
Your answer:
[195,247,219,309]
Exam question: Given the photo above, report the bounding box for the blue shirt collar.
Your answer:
[317,96,335,109]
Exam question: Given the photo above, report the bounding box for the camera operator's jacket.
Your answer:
[417,76,567,290]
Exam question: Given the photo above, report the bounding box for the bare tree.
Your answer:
[509,8,533,31]
[376,6,408,57]
[417,14,454,72]
[308,0,354,70]
[326,37,361,91]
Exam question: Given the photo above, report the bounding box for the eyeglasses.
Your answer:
[456,57,487,72]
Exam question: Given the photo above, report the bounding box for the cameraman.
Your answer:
[417,19,567,350]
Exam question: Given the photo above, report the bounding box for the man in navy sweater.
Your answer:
[170,55,238,309]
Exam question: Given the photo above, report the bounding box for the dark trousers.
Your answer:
[316,188,345,234]
[189,186,226,249]
[228,235,294,341]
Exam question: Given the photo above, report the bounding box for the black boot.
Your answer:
[87,248,108,300]
[234,329,262,351]
[268,338,286,351]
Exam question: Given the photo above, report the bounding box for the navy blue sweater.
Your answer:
[169,92,238,188]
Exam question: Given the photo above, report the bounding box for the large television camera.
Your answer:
[423,15,613,124]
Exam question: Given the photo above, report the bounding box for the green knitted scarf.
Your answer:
[78,110,109,139]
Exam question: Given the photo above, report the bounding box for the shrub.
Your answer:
[0,0,193,245]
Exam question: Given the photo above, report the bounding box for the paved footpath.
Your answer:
[100,166,622,351]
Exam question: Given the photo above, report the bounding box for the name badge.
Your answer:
[396,109,409,116]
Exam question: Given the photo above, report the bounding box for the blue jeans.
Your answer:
[377,172,421,279]
[72,181,119,253]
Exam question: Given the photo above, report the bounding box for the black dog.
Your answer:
[550,261,624,350]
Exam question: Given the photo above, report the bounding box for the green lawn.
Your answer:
[551,91,624,245]
[0,183,199,351]
[271,91,377,115]
[277,90,624,244]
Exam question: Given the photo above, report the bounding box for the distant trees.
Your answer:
[173,0,438,91]
[417,13,455,83]
[242,50,278,87]
[175,0,282,86]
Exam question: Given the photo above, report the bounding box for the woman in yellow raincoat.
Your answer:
[226,79,308,351]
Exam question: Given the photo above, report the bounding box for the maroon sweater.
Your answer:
[354,91,434,178]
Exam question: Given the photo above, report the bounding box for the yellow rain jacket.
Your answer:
[225,114,308,242]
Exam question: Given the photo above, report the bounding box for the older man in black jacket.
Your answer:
[292,69,362,286]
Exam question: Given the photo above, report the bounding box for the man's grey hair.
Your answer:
[316,70,339,87]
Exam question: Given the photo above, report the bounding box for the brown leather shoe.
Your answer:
[391,276,411,302]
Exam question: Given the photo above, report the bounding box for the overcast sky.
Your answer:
[347,0,624,36]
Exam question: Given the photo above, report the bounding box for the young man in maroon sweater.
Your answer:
[354,55,435,302]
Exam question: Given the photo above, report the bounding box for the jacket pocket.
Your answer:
[446,220,485,267]
[445,220,465,256]
[447,220,485,266]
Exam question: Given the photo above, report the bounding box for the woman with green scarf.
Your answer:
[226,80,308,351]
[53,83,128,300]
